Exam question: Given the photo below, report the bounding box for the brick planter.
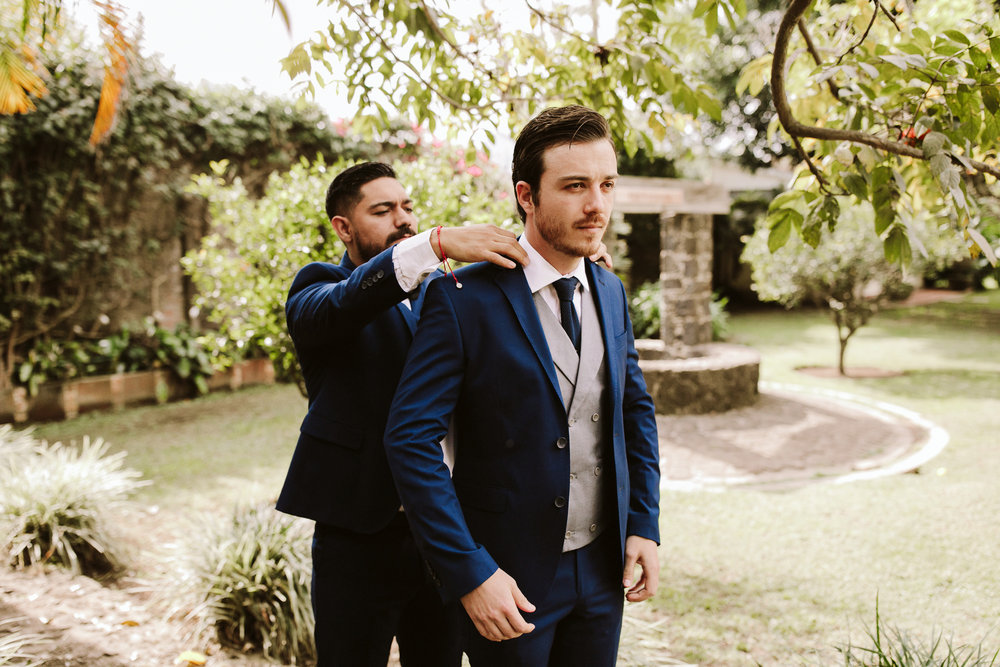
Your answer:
[0,359,275,424]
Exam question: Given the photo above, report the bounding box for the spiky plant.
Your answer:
[839,601,1000,667]
[183,504,315,663]
[0,431,146,577]
[0,618,44,666]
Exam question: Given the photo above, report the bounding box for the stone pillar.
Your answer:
[659,212,714,353]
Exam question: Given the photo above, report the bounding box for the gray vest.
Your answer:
[533,287,610,552]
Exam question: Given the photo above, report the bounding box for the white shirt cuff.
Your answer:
[393,228,441,292]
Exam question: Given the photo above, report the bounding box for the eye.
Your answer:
[602,181,616,191]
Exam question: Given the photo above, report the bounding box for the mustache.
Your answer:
[386,225,417,243]
[575,215,607,227]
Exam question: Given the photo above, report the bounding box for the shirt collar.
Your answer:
[518,235,590,295]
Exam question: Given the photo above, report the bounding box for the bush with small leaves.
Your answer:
[0,428,146,577]
[182,504,314,663]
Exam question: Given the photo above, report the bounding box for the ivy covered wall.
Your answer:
[0,38,392,389]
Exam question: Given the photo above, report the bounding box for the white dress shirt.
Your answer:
[518,235,590,325]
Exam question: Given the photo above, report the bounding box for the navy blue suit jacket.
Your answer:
[383,259,661,603]
[276,247,433,533]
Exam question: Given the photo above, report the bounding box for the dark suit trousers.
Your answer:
[462,529,624,667]
[311,512,462,667]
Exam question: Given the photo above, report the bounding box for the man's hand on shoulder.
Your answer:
[589,241,614,269]
[433,225,529,269]
[623,535,660,602]
[460,568,536,641]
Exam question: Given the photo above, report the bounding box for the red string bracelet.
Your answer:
[435,225,462,289]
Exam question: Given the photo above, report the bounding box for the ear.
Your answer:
[330,215,352,243]
[515,181,534,217]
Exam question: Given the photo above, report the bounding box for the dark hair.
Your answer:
[325,162,397,219]
[510,105,613,222]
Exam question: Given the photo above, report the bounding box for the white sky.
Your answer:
[72,0,357,119]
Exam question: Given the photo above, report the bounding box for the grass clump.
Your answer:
[182,503,314,663]
[0,425,146,577]
[839,601,1000,666]
[0,619,43,666]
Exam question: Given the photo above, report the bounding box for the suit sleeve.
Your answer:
[383,277,499,602]
[619,281,662,544]
[285,247,407,348]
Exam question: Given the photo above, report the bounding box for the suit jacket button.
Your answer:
[555,437,568,449]
[504,438,515,449]
[554,496,566,508]
[376,269,385,278]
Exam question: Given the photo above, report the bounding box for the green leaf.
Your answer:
[768,216,792,252]
[943,30,971,46]
[883,226,911,266]
[736,55,772,96]
[983,85,1000,115]
[880,55,909,70]
[922,132,947,157]
[768,189,805,212]
[842,173,868,201]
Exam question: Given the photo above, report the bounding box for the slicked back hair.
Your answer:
[325,162,397,220]
[510,105,614,222]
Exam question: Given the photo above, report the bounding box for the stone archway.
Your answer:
[615,176,760,415]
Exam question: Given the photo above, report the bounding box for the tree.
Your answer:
[741,201,967,375]
[1,0,133,144]
[758,0,999,265]
[280,0,999,263]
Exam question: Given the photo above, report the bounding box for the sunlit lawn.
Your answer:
[31,288,1000,666]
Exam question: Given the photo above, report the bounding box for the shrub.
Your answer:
[182,504,314,663]
[183,146,518,393]
[628,281,662,339]
[628,281,731,341]
[0,428,146,577]
[14,319,217,397]
[743,201,966,374]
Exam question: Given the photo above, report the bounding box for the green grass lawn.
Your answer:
[30,288,1000,666]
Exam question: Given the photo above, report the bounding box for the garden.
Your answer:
[2,289,998,666]
[3,0,1000,665]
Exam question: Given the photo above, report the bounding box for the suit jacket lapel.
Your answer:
[495,268,563,402]
[587,260,622,403]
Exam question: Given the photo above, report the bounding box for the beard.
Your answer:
[357,224,417,262]
[534,209,606,259]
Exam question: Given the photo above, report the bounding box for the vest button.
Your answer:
[594,466,602,476]
[555,437,568,449]
[554,496,566,508]
[590,523,598,532]
[591,413,600,422]
[565,530,573,539]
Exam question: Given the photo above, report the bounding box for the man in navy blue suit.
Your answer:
[384,105,661,666]
[276,161,529,666]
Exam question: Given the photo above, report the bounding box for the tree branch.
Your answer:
[770,0,1000,179]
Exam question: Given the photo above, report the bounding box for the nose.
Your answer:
[395,207,415,227]
[583,184,610,216]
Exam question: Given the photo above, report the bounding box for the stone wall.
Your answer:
[659,212,714,350]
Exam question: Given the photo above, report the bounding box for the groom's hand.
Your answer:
[460,568,536,641]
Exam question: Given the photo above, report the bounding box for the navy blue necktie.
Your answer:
[553,277,581,352]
